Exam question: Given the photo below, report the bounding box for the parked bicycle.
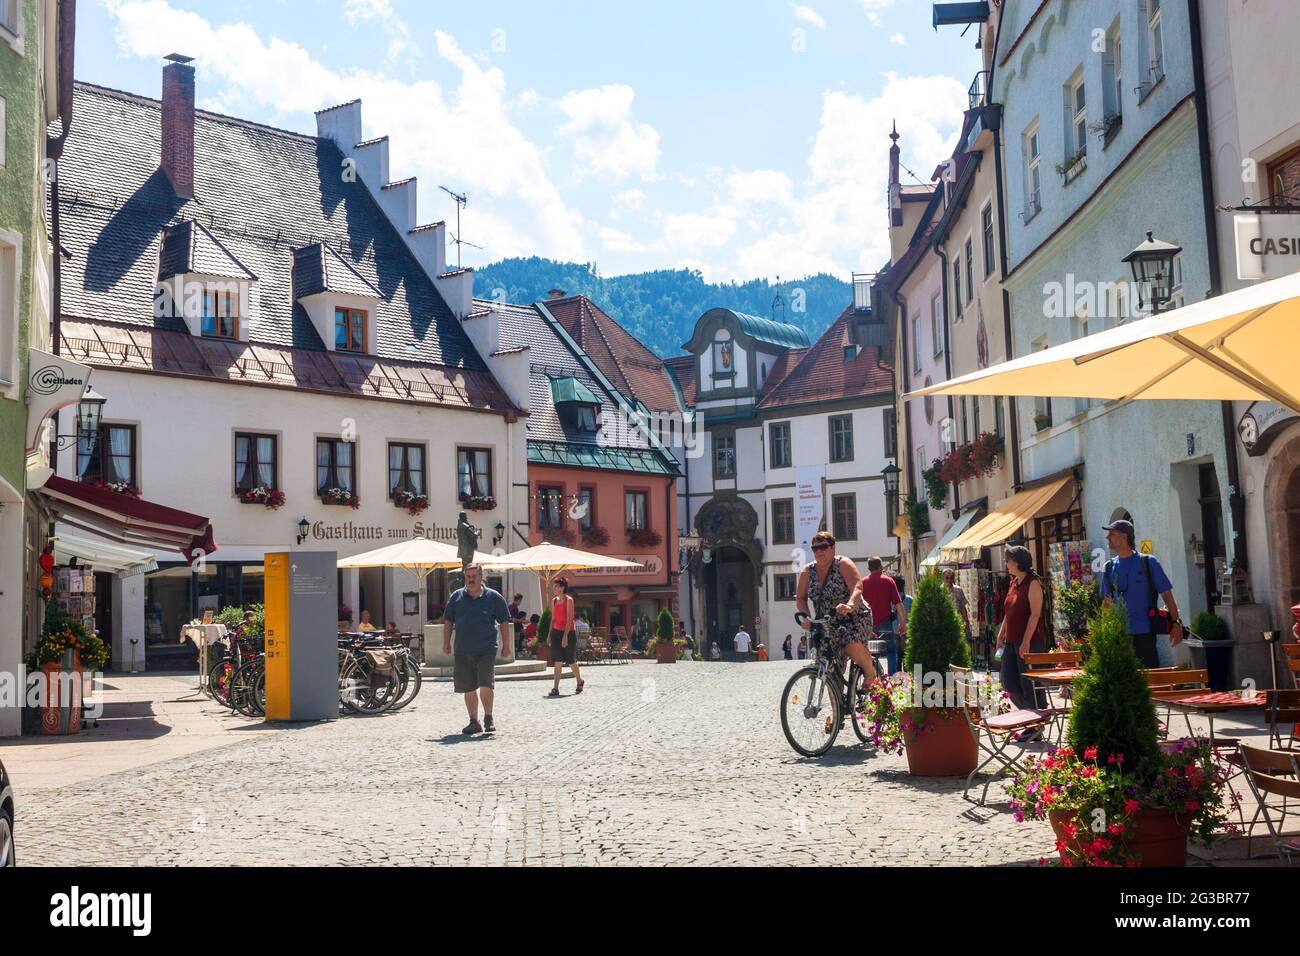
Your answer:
[780,611,887,757]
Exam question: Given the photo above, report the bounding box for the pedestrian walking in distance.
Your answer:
[548,577,585,697]
[996,546,1047,734]
[782,634,793,660]
[442,564,512,735]
[734,625,752,661]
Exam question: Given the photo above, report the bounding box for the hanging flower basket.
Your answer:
[321,487,360,509]
[239,485,285,510]
[460,494,496,511]
[921,459,948,510]
[627,527,662,548]
[395,491,430,516]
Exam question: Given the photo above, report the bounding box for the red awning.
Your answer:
[36,475,217,562]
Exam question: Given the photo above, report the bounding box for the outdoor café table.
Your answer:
[181,623,228,694]
[1156,690,1268,747]
[1021,668,1086,743]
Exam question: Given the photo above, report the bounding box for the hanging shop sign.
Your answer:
[1237,400,1299,457]
[1234,212,1300,281]
[24,349,92,453]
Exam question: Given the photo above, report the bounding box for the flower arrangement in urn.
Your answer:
[239,485,285,510]
[396,491,430,516]
[32,613,108,672]
[322,487,360,509]
[1006,605,1233,866]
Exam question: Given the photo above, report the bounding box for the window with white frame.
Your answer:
[1031,335,1052,429]
[0,0,18,38]
[981,201,995,278]
[964,236,974,299]
[912,314,923,373]
[952,259,962,316]
[931,293,944,356]
[1024,120,1042,217]
[0,232,15,388]
[1102,20,1122,121]
[1144,0,1165,89]
[1169,252,1184,310]
[1066,71,1087,161]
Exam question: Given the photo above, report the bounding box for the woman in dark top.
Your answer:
[997,545,1047,723]
[782,634,793,660]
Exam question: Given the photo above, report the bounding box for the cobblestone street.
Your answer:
[7,661,1071,866]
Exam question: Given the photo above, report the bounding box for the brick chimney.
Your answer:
[161,53,196,198]
[547,288,567,299]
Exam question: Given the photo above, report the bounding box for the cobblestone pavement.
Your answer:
[4,662,1114,865]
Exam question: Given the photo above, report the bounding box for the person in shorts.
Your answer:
[547,577,585,697]
[441,564,511,735]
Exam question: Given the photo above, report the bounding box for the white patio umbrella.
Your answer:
[908,270,1300,413]
[480,541,645,606]
[337,537,516,582]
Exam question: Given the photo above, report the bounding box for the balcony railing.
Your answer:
[968,70,990,110]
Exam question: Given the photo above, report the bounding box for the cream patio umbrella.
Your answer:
[337,537,518,583]
[907,270,1300,413]
[479,541,645,607]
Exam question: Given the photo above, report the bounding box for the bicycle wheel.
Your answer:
[389,656,422,711]
[231,659,264,718]
[780,665,841,757]
[848,663,871,744]
[208,658,236,709]
[339,657,400,716]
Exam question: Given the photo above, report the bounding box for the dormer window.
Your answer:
[335,307,368,353]
[550,376,602,433]
[202,290,239,339]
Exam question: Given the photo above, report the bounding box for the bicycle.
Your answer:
[338,637,404,716]
[780,611,885,757]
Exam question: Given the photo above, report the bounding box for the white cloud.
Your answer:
[342,0,420,64]
[725,169,795,206]
[859,0,893,27]
[556,84,661,181]
[102,0,585,262]
[663,212,736,251]
[792,4,826,29]
[890,32,906,46]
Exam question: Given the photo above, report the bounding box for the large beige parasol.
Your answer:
[337,538,518,582]
[480,541,645,605]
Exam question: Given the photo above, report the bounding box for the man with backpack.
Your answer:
[1098,519,1184,669]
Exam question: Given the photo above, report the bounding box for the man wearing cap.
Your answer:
[1098,519,1183,669]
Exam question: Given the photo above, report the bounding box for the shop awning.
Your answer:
[920,507,985,568]
[940,476,1073,557]
[36,475,216,561]
[53,532,158,577]
[906,270,1300,414]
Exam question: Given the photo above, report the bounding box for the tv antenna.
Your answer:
[439,185,481,269]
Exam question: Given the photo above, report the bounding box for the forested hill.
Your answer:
[472,257,851,357]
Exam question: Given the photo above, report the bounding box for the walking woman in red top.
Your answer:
[547,578,584,697]
[996,545,1047,728]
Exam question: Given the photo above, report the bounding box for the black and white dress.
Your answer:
[805,556,871,657]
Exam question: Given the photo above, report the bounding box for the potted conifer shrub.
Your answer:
[899,574,976,775]
[1007,605,1230,866]
[534,607,552,663]
[654,608,678,664]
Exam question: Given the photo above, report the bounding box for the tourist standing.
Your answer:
[996,546,1047,727]
[943,569,971,639]
[782,634,793,660]
[547,578,585,697]
[1098,519,1183,669]
[734,626,752,661]
[857,558,906,674]
[797,633,808,659]
[441,565,512,735]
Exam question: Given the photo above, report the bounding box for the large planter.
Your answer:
[901,707,978,776]
[40,651,83,736]
[655,642,677,664]
[1049,807,1191,867]
[535,643,551,663]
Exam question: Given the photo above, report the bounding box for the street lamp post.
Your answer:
[881,462,901,538]
[1122,231,1183,315]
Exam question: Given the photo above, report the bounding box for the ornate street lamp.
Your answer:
[493,521,505,547]
[76,386,107,436]
[296,517,310,545]
[1122,231,1183,315]
[881,462,901,501]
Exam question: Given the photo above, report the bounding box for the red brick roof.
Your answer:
[756,305,893,410]
[543,295,682,414]
[662,354,696,406]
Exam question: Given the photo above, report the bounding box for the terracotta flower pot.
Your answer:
[535,644,551,663]
[901,707,978,776]
[1049,808,1191,867]
[655,642,677,664]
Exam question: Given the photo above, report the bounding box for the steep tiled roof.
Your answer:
[59,82,494,380]
[472,298,677,475]
[158,219,257,280]
[59,319,514,413]
[756,304,893,410]
[543,295,682,415]
[662,355,696,407]
[291,242,382,299]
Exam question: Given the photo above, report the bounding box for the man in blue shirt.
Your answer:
[1098,519,1184,668]
[442,565,512,735]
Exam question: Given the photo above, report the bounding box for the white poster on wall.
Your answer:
[794,465,825,562]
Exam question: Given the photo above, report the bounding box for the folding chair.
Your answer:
[951,666,1052,806]
[1284,644,1300,688]
[1023,650,1082,739]
[1145,668,1209,739]
[1237,743,1300,864]
[1265,689,1300,752]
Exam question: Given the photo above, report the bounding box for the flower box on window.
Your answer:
[581,525,610,548]
[239,485,285,510]
[627,527,662,548]
[395,491,429,516]
[939,432,1004,485]
[460,494,496,511]
[321,487,360,509]
[91,481,140,498]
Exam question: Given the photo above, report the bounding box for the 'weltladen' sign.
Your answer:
[1234,212,1300,280]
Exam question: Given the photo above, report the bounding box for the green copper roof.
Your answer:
[527,439,678,477]
[549,376,602,406]
[730,311,811,349]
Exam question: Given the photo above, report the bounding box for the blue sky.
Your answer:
[84,0,981,281]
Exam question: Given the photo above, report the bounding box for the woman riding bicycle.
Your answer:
[795,530,878,686]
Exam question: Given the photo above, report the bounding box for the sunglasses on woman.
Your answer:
[811,543,831,552]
